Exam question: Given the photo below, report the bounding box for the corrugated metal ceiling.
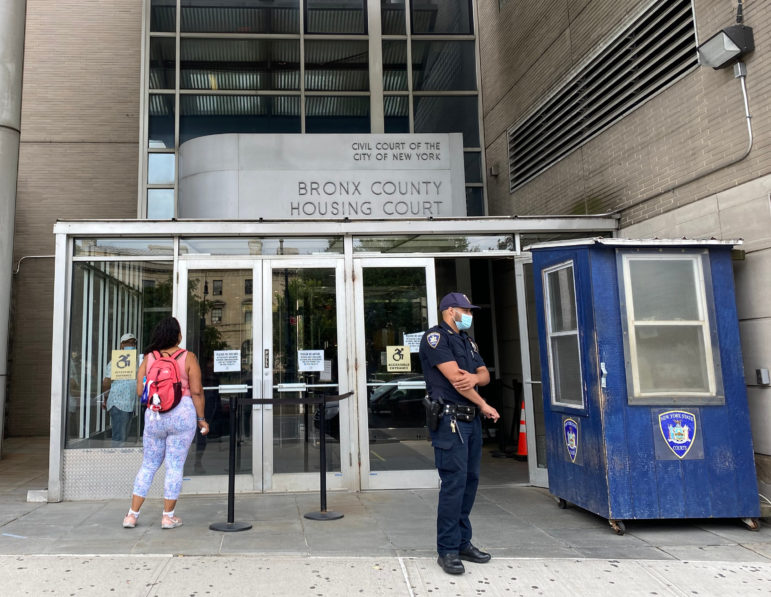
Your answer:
[148,2,451,117]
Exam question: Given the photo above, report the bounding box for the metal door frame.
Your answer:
[176,258,264,493]
[261,258,349,492]
[515,254,548,488]
[353,257,438,490]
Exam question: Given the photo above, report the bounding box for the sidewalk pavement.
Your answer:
[1,438,770,595]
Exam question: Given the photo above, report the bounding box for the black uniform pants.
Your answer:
[432,414,482,555]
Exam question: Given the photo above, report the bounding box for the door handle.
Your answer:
[277,383,307,392]
[218,384,249,394]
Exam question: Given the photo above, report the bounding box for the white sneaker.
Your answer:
[122,513,138,528]
[161,515,182,529]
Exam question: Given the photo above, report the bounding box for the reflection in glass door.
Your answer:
[515,256,548,487]
[183,268,255,479]
[262,260,347,491]
[355,258,438,489]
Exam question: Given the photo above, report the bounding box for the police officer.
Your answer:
[419,292,500,575]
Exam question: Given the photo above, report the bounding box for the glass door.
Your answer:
[354,258,438,489]
[261,259,348,492]
[515,255,548,487]
[177,260,260,492]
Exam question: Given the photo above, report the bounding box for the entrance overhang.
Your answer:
[53,215,619,238]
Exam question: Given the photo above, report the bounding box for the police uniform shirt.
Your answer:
[419,321,486,406]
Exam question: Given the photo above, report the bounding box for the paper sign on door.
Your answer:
[214,350,241,372]
[402,332,424,353]
[298,350,324,372]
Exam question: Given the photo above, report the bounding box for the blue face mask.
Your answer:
[125,346,136,351]
[456,313,473,330]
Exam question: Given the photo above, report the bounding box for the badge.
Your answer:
[658,410,696,459]
[427,331,441,349]
[469,339,479,353]
[563,418,578,463]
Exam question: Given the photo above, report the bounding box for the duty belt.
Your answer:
[442,403,476,421]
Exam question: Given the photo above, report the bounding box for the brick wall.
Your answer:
[479,0,771,226]
[9,1,143,435]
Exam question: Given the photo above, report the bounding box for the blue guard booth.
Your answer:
[529,238,760,534]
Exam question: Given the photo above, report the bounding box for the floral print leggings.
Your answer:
[132,396,196,500]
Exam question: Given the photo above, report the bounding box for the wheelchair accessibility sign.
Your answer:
[386,345,411,372]
[110,349,137,380]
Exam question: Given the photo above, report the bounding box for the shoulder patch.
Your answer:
[427,331,441,348]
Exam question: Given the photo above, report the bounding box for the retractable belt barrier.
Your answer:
[209,390,354,532]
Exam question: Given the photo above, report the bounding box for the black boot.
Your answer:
[437,553,465,575]
[459,543,491,563]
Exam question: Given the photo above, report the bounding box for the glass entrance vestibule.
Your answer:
[49,217,617,501]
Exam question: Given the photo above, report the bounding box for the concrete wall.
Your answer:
[9,0,142,435]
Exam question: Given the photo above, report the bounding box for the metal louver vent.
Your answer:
[508,0,697,192]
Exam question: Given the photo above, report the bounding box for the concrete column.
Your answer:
[367,0,384,133]
[0,0,26,455]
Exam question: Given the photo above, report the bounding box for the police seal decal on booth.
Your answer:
[563,418,578,463]
[658,410,697,459]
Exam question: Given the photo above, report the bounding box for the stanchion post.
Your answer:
[210,388,252,532]
[226,394,236,521]
[304,393,343,521]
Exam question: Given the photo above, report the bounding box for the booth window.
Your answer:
[619,252,723,404]
[543,261,583,409]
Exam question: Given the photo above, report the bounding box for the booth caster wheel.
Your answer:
[557,498,568,509]
[741,517,760,531]
[609,519,626,535]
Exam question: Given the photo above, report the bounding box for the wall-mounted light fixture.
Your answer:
[697,24,754,69]
[694,0,754,165]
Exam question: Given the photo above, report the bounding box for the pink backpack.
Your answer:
[144,350,185,413]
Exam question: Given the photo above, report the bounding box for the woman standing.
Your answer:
[122,317,209,529]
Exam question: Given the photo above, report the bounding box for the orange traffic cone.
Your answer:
[513,402,528,461]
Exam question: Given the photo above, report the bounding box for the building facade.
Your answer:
[2,0,769,500]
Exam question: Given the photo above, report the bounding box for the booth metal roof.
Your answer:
[525,237,742,251]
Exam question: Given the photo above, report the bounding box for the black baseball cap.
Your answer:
[439,292,479,311]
